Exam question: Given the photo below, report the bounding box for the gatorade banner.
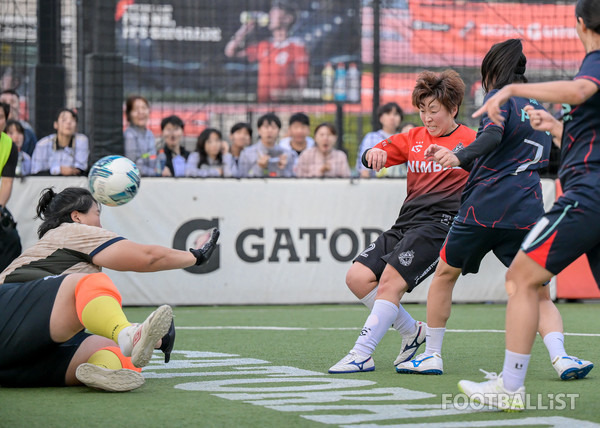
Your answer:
[10,177,558,305]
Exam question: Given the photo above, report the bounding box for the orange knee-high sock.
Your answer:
[87,346,142,372]
[75,273,132,343]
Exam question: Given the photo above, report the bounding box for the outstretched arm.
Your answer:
[473,80,598,125]
[92,229,219,272]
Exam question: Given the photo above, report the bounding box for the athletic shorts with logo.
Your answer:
[441,222,530,275]
[0,275,91,387]
[521,193,600,284]
[354,223,447,292]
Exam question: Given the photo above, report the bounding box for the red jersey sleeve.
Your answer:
[373,132,410,166]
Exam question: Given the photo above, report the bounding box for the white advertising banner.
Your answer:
[8,177,556,305]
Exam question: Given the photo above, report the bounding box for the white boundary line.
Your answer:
[176,326,600,337]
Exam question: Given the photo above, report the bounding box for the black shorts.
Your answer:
[354,224,447,292]
[0,275,90,387]
[522,194,600,284]
[441,222,529,275]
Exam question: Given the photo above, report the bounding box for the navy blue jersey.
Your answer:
[559,50,600,206]
[455,89,551,229]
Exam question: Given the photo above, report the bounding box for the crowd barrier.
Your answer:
[10,177,560,305]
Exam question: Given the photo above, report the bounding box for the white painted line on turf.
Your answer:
[176,326,600,337]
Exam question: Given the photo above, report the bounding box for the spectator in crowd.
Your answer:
[295,122,350,178]
[0,102,21,271]
[156,115,189,177]
[5,119,30,176]
[356,102,403,178]
[123,95,157,176]
[238,113,295,177]
[0,89,37,156]
[279,112,315,156]
[225,0,308,102]
[30,108,89,176]
[224,122,252,177]
[186,128,232,178]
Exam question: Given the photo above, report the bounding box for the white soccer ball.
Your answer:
[88,155,141,206]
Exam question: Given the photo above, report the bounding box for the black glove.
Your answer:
[190,228,220,266]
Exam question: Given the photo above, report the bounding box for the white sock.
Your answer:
[118,325,134,357]
[543,331,567,361]
[424,326,445,356]
[391,303,416,336]
[353,299,398,357]
[359,286,378,310]
[502,349,531,392]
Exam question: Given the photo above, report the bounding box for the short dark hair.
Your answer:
[0,102,9,121]
[5,119,24,136]
[56,108,78,122]
[0,89,19,98]
[376,102,403,128]
[160,115,185,131]
[230,122,252,138]
[289,112,309,127]
[257,112,281,129]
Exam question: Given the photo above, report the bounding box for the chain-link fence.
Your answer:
[1,0,581,175]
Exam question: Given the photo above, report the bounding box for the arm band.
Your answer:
[361,149,372,169]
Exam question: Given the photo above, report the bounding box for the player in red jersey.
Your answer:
[225,0,308,103]
[329,69,476,373]
[459,0,600,410]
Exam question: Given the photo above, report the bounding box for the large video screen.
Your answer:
[117,0,361,104]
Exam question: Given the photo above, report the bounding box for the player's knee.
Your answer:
[378,272,408,296]
[505,268,538,297]
[345,266,363,292]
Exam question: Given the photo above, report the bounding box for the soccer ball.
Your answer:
[88,155,141,206]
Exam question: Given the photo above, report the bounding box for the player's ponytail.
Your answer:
[576,0,600,34]
[481,39,528,93]
[36,187,97,238]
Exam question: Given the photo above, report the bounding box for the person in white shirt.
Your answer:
[30,108,89,176]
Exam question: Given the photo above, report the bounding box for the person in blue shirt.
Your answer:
[355,102,403,178]
[396,38,593,384]
[458,0,600,411]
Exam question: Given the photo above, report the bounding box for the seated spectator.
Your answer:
[295,122,350,178]
[238,113,295,177]
[5,119,31,176]
[0,89,37,156]
[123,95,157,176]
[224,122,252,177]
[186,128,232,178]
[278,112,315,156]
[356,102,403,178]
[156,115,189,177]
[30,108,88,176]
